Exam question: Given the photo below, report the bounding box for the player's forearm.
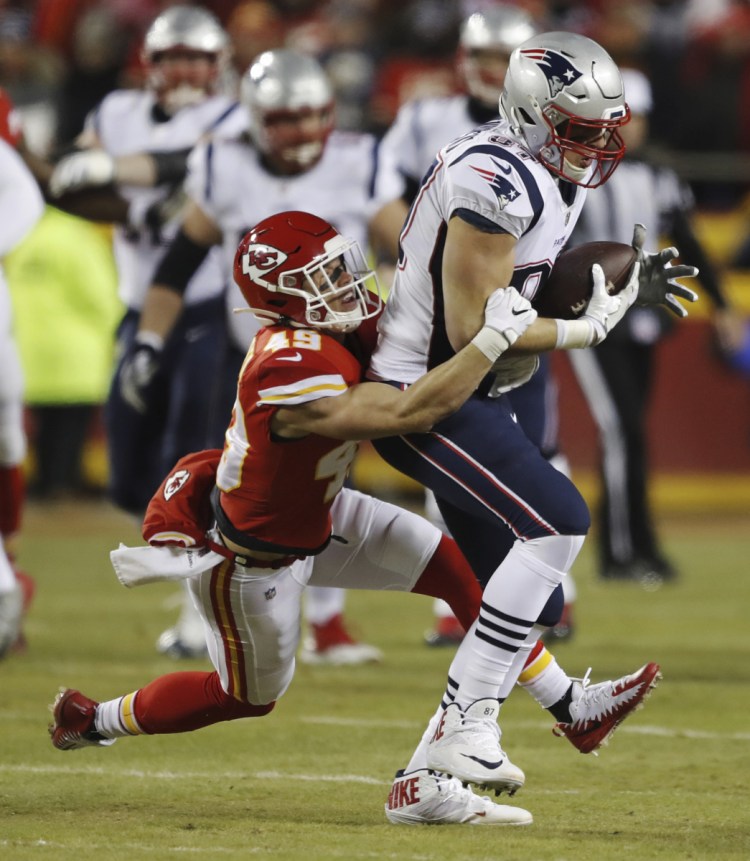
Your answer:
[138,285,184,342]
[113,153,157,186]
[390,343,493,431]
[314,345,493,440]
[506,317,559,353]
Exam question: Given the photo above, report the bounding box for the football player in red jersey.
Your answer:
[49,211,540,825]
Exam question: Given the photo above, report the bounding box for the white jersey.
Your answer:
[0,137,44,340]
[185,129,404,350]
[88,89,241,309]
[368,119,588,384]
[381,94,477,187]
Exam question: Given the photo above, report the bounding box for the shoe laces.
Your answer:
[570,668,618,722]
[461,709,501,744]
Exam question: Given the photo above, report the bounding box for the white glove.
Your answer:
[471,287,538,362]
[489,354,540,397]
[632,223,699,317]
[582,262,640,344]
[49,150,116,197]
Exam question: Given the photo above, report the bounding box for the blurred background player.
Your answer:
[566,67,745,586]
[112,48,407,665]
[379,4,576,645]
[45,6,242,659]
[0,86,44,657]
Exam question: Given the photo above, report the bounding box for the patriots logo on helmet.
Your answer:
[470,159,522,210]
[521,48,583,97]
[164,469,190,501]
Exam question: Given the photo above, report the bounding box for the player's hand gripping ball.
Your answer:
[533,241,638,320]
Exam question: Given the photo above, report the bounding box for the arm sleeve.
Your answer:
[152,229,211,296]
[149,148,192,185]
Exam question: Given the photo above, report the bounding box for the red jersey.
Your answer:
[216,325,364,554]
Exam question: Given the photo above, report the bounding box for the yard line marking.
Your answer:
[301,715,750,742]
[0,763,387,784]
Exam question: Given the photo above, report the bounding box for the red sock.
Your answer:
[411,535,482,631]
[133,671,275,734]
[0,465,24,536]
[524,639,545,670]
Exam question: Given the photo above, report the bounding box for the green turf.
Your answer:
[2,499,749,860]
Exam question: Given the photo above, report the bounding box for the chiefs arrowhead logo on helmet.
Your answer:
[241,244,288,286]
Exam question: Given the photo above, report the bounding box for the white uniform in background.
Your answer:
[86,90,240,312]
[186,128,403,351]
[0,137,44,657]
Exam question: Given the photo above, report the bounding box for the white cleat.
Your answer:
[427,699,525,795]
[385,768,532,825]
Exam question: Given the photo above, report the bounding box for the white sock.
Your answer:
[517,643,572,709]
[452,534,582,707]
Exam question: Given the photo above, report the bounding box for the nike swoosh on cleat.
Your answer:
[461,754,505,770]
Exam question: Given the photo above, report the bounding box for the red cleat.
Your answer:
[48,688,116,750]
[553,662,661,754]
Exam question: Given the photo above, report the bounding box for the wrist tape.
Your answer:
[470,327,510,362]
[554,318,595,349]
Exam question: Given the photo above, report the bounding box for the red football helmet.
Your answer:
[233,211,383,333]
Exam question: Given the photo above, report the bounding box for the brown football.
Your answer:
[532,241,637,320]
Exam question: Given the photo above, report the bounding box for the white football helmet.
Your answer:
[499,31,629,188]
[241,49,334,173]
[459,5,538,107]
[142,5,229,115]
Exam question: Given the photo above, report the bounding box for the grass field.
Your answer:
[2,497,749,860]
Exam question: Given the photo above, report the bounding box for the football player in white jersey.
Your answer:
[46,6,246,660]
[123,48,406,665]
[48,5,240,516]
[0,100,44,658]
[367,31,699,788]
[380,5,581,646]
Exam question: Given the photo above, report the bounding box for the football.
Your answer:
[532,241,637,320]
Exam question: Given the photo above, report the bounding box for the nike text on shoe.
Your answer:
[48,688,116,750]
[426,699,525,795]
[553,662,662,754]
[385,769,532,826]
